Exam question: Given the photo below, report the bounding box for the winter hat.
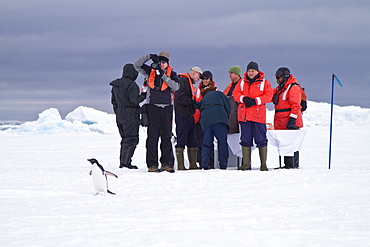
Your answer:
[229,65,242,76]
[275,67,290,78]
[191,66,203,74]
[202,71,213,79]
[247,61,259,71]
[158,51,170,63]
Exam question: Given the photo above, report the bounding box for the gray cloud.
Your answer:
[1,0,369,121]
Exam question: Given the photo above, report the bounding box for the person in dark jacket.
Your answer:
[199,84,231,170]
[134,51,180,173]
[174,67,203,170]
[194,71,215,169]
[223,65,243,134]
[110,63,146,169]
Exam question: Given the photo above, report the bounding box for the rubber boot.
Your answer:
[187,147,200,170]
[259,146,268,171]
[238,146,251,170]
[293,151,299,168]
[283,156,294,169]
[176,148,187,170]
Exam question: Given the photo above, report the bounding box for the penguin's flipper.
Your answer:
[105,171,118,178]
[107,190,116,195]
[89,170,92,175]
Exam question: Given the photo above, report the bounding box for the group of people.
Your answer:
[109,51,304,173]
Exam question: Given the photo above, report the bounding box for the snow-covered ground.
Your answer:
[1,101,370,246]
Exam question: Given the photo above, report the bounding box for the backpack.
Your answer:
[291,83,307,112]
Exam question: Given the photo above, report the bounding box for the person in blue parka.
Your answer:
[199,83,231,169]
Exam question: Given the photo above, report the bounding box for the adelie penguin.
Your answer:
[87,158,118,196]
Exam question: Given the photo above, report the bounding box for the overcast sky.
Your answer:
[1,0,369,121]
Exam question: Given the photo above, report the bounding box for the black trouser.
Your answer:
[175,114,197,149]
[116,107,140,166]
[146,104,174,168]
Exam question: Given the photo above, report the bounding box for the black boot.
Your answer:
[293,151,299,168]
[282,156,294,169]
[120,163,138,169]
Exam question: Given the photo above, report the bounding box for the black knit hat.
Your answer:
[247,61,259,71]
[202,71,213,79]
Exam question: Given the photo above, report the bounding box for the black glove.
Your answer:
[191,100,199,108]
[150,54,159,63]
[150,54,160,70]
[140,92,147,98]
[243,97,256,108]
[287,117,299,130]
[273,94,279,105]
[139,105,149,127]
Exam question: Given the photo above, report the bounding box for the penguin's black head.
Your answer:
[87,158,99,165]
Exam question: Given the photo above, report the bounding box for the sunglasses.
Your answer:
[275,71,284,79]
[160,60,168,64]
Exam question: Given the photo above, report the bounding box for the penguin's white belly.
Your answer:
[92,167,107,194]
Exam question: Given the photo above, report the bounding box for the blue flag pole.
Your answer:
[328,74,343,169]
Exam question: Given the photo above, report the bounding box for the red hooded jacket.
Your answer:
[272,75,303,130]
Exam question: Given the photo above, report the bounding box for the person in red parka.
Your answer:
[272,67,303,168]
[233,61,273,171]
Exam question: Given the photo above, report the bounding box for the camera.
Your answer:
[150,54,159,69]
[150,62,159,70]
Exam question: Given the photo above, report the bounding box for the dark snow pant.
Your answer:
[195,123,214,168]
[175,114,197,149]
[202,123,229,169]
[146,104,174,168]
[116,107,140,166]
[239,121,268,148]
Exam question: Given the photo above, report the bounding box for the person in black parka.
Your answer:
[110,63,146,169]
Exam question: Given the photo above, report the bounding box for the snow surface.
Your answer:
[1,101,370,246]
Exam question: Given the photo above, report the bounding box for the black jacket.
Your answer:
[174,74,196,117]
[109,64,145,113]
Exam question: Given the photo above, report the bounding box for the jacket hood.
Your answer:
[109,64,138,88]
[109,63,139,88]
[122,63,138,81]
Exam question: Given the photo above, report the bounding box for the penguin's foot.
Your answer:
[93,192,105,196]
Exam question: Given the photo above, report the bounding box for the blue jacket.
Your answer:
[199,90,231,132]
